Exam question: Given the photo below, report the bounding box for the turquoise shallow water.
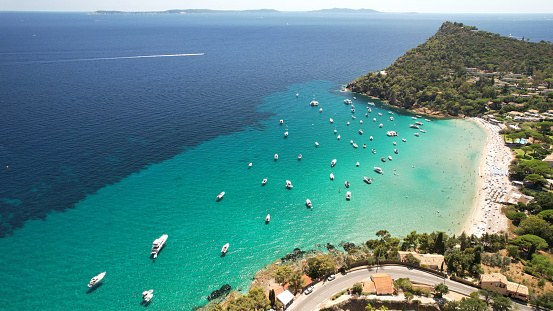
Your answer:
[0,80,485,310]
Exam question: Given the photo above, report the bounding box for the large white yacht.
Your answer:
[151,234,168,258]
[386,131,398,137]
[88,272,106,288]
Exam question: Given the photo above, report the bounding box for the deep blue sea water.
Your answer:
[0,12,552,310]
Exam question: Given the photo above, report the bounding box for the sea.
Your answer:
[1,11,552,310]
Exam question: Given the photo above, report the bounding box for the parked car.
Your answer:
[327,274,336,281]
[304,286,314,295]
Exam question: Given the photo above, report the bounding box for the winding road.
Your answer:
[286,265,535,311]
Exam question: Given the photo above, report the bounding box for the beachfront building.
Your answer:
[360,274,396,295]
[479,273,529,301]
[276,290,295,309]
[397,251,444,270]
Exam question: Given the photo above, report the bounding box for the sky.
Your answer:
[0,0,552,13]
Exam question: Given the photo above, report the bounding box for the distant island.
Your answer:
[89,8,380,15]
[348,22,553,117]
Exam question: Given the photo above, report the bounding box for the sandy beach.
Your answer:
[463,117,513,237]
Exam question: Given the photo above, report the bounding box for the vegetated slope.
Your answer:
[348,21,553,116]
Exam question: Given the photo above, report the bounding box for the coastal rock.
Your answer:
[207,284,231,301]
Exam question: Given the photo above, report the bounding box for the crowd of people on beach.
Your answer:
[469,117,513,237]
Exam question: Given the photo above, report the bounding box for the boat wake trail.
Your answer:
[2,53,205,65]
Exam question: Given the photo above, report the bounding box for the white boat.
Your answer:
[351,108,355,113]
[379,123,383,128]
[350,140,353,144]
[88,272,106,288]
[416,115,422,118]
[373,118,376,122]
[221,243,230,254]
[352,115,356,119]
[296,93,299,97]
[393,141,397,145]
[151,234,168,259]
[286,180,293,188]
[388,155,393,161]
[356,162,360,167]
[353,143,358,148]
[368,102,375,106]
[310,100,319,106]
[368,108,372,112]
[217,192,225,200]
[390,117,394,121]
[425,119,431,122]
[142,290,154,302]
[345,181,350,188]
[319,108,323,112]
[412,117,417,120]
[389,111,393,114]
[284,131,288,137]
[265,214,270,223]
[414,133,420,137]
[344,99,352,104]
[298,154,302,160]
[274,154,278,160]
[402,138,406,142]
[394,149,398,154]
[331,159,337,167]
[347,121,350,125]
[374,167,384,174]
[420,129,426,133]
[346,191,351,200]
[410,124,419,129]
[330,118,334,123]
[306,199,313,208]
[363,177,372,184]
[359,129,363,134]
[334,129,337,134]
[262,178,267,185]
[337,134,341,140]
[415,121,423,125]
[249,162,253,167]
[370,136,373,141]
[280,119,283,124]
[378,113,382,116]
[372,148,376,154]
[360,120,363,124]
[365,113,368,117]
[330,172,335,180]
[386,131,398,137]
[315,142,319,147]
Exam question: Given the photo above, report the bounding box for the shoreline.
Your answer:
[462,117,512,237]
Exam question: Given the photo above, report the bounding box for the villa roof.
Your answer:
[276,290,294,305]
[371,274,394,295]
[480,273,528,296]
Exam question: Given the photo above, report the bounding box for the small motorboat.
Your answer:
[217,192,225,201]
[416,115,422,118]
[373,118,376,122]
[306,199,313,208]
[410,124,420,129]
[394,149,398,154]
[330,172,335,180]
[347,121,350,125]
[356,162,360,167]
[334,129,337,134]
[374,167,384,174]
[393,141,397,145]
[351,108,355,113]
[360,120,363,124]
[265,214,270,223]
[415,121,423,125]
[88,272,106,288]
[352,115,356,119]
[379,123,383,128]
[319,108,323,112]
[284,131,288,137]
[412,116,417,120]
[372,149,376,154]
[346,191,351,200]
[298,154,302,160]
[274,154,278,160]
[388,155,393,161]
[345,181,350,188]
[381,157,386,162]
[364,177,372,184]
[402,138,406,142]
[331,159,337,167]
[370,136,373,141]
[330,118,334,123]
[142,290,154,302]
[365,113,368,117]
[248,162,253,167]
[414,133,420,137]
[378,113,382,116]
[353,143,358,148]
[337,134,341,140]
[344,99,352,104]
[363,144,366,148]
[315,142,319,147]
[280,119,284,124]
[221,243,230,254]
[262,178,267,185]
[390,117,394,121]
[425,119,431,122]
[286,180,293,189]
[359,129,363,134]
[420,129,426,133]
